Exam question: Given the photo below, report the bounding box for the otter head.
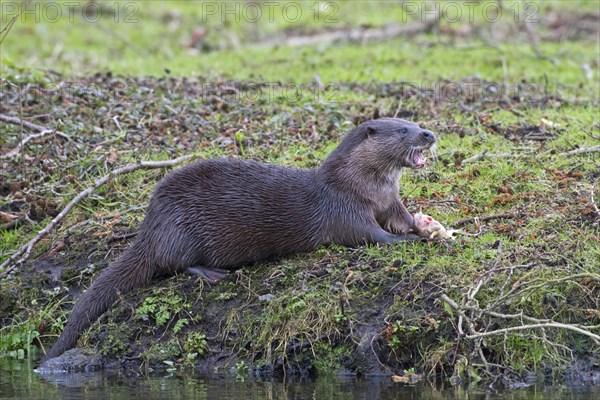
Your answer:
[360,118,436,170]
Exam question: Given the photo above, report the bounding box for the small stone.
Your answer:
[258,294,274,302]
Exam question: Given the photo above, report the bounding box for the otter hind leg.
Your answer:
[185,266,229,282]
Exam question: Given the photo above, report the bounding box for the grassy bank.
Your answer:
[1,0,599,386]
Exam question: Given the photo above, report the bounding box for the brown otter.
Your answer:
[41,118,436,363]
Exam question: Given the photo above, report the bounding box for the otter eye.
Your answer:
[400,128,408,134]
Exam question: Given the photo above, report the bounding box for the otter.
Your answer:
[41,118,436,363]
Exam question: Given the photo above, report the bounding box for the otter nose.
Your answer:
[422,130,435,142]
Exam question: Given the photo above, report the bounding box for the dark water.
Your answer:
[0,360,599,400]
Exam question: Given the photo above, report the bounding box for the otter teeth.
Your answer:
[413,151,426,168]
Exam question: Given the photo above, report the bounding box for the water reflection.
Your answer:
[0,359,598,400]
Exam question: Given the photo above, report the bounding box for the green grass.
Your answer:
[1,1,598,96]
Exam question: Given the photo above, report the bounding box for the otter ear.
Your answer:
[366,126,377,137]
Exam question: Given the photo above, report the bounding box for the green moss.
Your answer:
[136,288,193,331]
[0,284,18,316]
[140,338,182,367]
[98,322,129,357]
[310,343,351,375]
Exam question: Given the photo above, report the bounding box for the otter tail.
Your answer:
[41,240,153,363]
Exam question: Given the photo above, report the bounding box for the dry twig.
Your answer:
[560,145,600,156]
[0,0,33,45]
[591,187,599,216]
[454,213,522,228]
[0,113,71,159]
[262,21,434,48]
[462,151,535,164]
[441,294,600,344]
[0,155,194,276]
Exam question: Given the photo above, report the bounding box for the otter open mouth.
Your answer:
[405,144,436,169]
[413,151,427,168]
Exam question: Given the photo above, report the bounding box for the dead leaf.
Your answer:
[584,309,600,319]
[108,150,119,164]
[425,316,439,329]
[541,118,560,128]
[188,27,207,48]
[0,211,18,223]
[391,375,410,383]
[45,241,65,257]
[391,373,423,383]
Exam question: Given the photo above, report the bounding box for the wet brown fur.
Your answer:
[41,118,436,363]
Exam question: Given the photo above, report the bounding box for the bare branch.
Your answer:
[464,323,600,344]
[462,151,487,164]
[0,113,71,159]
[560,145,600,156]
[454,213,522,228]
[462,151,535,164]
[441,293,600,345]
[0,155,194,276]
[591,187,600,216]
[0,113,68,137]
